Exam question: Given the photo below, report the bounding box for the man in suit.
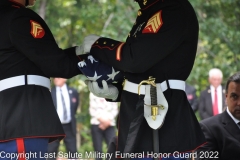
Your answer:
[48,78,79,159]
[199,68,226,120]
[196,72,240,160]
[185,83,198,112]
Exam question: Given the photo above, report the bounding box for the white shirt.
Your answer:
[226,107,240,129]
[89,93,118,126]
[56,84,71,124]
[210,85,223,114]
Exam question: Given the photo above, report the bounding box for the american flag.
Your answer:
[78,55,124,87]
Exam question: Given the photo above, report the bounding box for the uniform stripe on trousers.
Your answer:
[0,138,48,160]
[16,138,26,160]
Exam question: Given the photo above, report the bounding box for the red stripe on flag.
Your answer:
[16,138,26,160]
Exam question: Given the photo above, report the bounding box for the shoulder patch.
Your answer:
[142,10,163,34]
[30,20,45,38]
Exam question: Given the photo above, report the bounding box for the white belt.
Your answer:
[123,79,185,94]
[0,75,50,92]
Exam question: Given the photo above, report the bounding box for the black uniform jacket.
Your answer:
[89,0,206,154]
[196,111,240,160]
[0,0,83,142]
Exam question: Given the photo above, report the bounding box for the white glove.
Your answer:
[76,34,100,56]
[85,80,119,101]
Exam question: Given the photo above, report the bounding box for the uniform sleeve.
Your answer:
[90,8,189,73]
[9,9,82,78]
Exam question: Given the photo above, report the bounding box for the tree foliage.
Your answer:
[189,0,240,93]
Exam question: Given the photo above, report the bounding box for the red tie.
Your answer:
[213,89,219,116]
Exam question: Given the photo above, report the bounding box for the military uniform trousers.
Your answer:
[0,138,48,160]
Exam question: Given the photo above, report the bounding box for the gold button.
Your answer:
[96,41,98,44]
[143,0,147,5]
[103,42,106,44]
[138,10,142,16]
[111,44,114,46]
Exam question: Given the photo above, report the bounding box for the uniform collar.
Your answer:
[8,0,25,8]
[136,0,160,10]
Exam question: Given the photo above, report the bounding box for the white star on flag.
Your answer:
[87,71,102,81]
[88,55,98,63]
[107,67,120,81]
[78,61,87,68]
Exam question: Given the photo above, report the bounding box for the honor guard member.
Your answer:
[78,0,207,159]
[0,0,85,158]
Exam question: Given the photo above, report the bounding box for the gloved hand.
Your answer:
[85,80,119,101]
[76,34,100,56]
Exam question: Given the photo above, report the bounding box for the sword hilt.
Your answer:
[138,76,159,120]
[138,76,156,95]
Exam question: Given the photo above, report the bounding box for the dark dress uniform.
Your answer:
[0,0,82,143]
[89,0,206,154]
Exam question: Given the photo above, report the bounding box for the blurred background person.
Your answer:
[185,83,198,112]
[198,68,226,120]
[89,93,118,160]
[48,78,79,159]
